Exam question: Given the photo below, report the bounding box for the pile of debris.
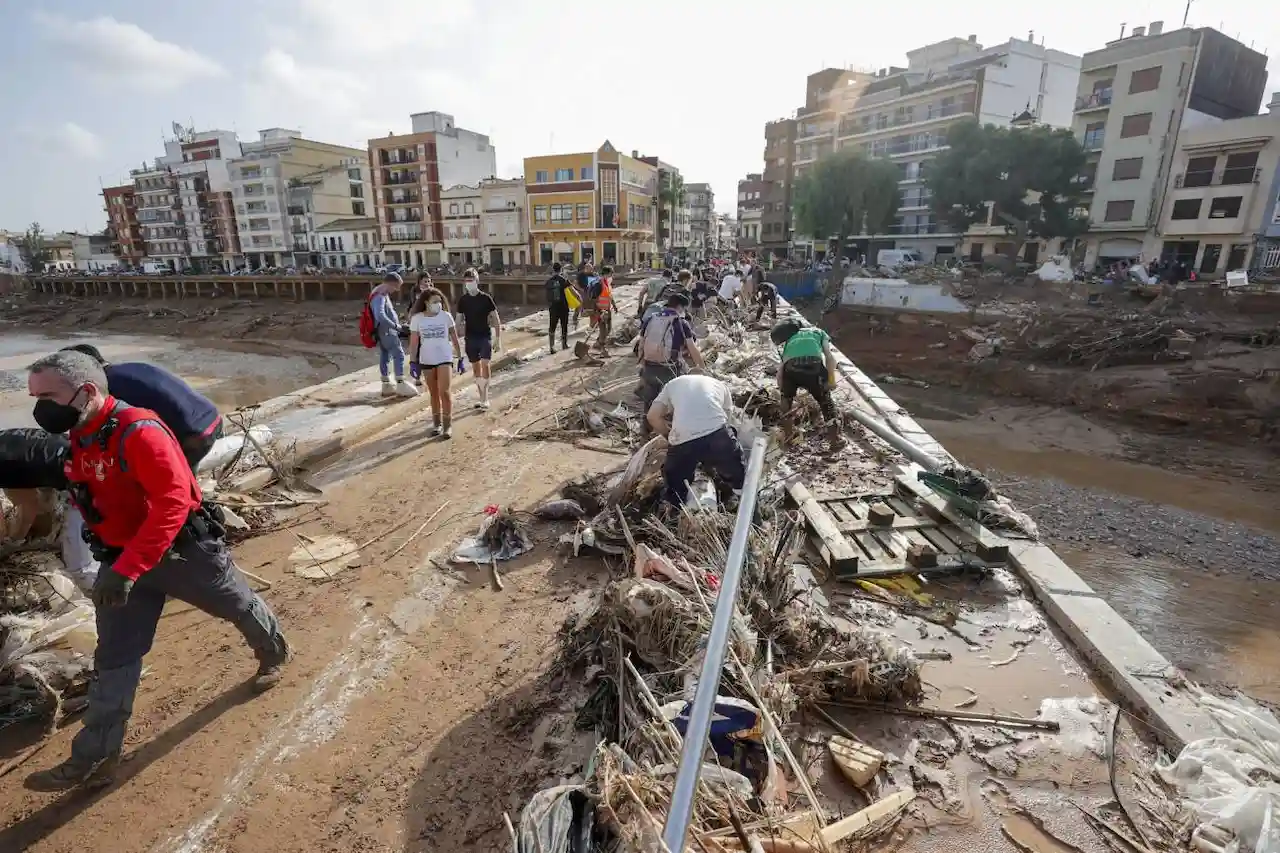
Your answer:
[511,434,925,851]
[1016,312,1200,369]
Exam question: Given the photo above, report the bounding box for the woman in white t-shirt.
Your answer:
[407,288,462,438]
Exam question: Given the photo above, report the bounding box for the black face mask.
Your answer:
[33,392,85,435]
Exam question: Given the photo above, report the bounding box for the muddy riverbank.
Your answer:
[891,386,1280,703]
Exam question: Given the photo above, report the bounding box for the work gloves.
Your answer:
[92,570,134,609]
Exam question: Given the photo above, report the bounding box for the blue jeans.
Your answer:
[377,326,405,379]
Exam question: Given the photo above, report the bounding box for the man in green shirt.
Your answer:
[770,320,843,448]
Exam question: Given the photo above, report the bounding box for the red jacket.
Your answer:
[65,396,203,580]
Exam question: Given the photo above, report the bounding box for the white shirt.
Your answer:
[654,374,734,446]
[409,310,456,365]
[718,274,743,301]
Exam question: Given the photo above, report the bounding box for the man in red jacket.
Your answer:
[23,350,290,792]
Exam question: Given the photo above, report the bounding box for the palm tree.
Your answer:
[658,173,685,250]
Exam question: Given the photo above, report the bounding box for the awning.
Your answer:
[553,242,573,253]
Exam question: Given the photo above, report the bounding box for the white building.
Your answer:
[230,128,369,270]
[1070,24,1269,268]
[800,34,1081,260]
[441,183,482,267]
[72,233,118,271]
[314,217,381,269]
[479,177,528,270]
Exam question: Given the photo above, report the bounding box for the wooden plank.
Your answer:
[821,789,916,845]
[884,496,916,518]
[917,526,960,554]
[834,517,941,534]
[894,473,1009,562]
[842,500,889,561]
[790,481,859,575]
[824,500,856,525]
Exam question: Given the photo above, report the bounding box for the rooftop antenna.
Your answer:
[1119,22,1127,39]
[1182,0,1193,27]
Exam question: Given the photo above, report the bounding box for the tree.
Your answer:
[19,222,51,274]
[794,148,901,265]
[658,173,685,250]
[793,147,900,306]
[927,119,1090,261]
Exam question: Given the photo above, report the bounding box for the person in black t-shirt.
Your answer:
[545,262,571,353]
[454,268,502,410]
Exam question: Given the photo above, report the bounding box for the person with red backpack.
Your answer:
[23,350,290,792]
[361,272,418,397]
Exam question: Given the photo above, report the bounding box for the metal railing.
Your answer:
[661,436,768,852]
[1175,167,1261,188]
[1075,90,1113,110]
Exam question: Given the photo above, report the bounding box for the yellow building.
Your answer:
[524,140,658,268]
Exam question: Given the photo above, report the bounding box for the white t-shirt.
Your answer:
[654,374,733,446]
[409,310,456,365]
[718,274,743,301]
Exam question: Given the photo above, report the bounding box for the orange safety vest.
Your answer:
[595,277,613,310]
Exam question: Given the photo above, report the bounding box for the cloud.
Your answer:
[240,1,481,149]
[35,13,225,93]
[20,121,105,160]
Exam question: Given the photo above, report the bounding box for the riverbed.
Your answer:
[0,331,369,428]
[894,389,1280,702]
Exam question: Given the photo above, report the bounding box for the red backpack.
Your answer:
[359,294,377,348]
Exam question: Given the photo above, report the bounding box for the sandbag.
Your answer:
[0,429,70,490]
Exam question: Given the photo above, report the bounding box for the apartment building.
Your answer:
[442,184,482,267]
[821,36,1080,261]
[227,128,368,269]
[130,163,183,268]
[524,140,658,268]
[1152,106,1280,276]
[368,111,497,269]
[71,233,117,271]
[1073,24,1268,268]
[761,118,796,258]
[479,177,528,270]
[315,217,380,269]
[1259,95,1280,272]
[736,173,768,250]
[716,214,737,254]
[687,183,715,257]
[172,130,241,271]
[102,184,144,267]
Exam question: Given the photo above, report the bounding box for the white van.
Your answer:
[140,261,170,275]
[877,249,926,269]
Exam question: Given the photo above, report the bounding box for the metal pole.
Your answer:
[661,436,768,853]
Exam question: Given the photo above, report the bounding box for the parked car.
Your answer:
[349,264,377,274]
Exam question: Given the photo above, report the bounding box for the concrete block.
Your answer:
[1040,591,1217,751]
[1009,542,1098,596]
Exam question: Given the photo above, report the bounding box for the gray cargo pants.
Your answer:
[70,534,287,767]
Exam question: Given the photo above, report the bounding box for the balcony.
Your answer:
[1082,131,1105,151]
[384,172,421,186]
[290,223,309,234]
[385,191,421,205]
[292,239,310,252]
[838,104,968,139]
[1075,90,1113,112]
[390,212,424,223]
[898,193,934,210]
[386,226,423,242]
[1175,167,1262,188]
[380,151,418,166]
[286,205,306,216]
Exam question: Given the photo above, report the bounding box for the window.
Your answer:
[463,202,474,214]
[1171,199,1202,220]
[1120,113,1152,138]
[576,203,591,223]
[1200,243,1222,274]
[1128,66,1162,94]
[1208,196,1242,219]
[535,170,548,183]
[1083,122,1105,148]
[554,168,574,181]
[1183,156,1217,188]
[352,201,365,216]
[581,167,593,180]
[1222,152,1260,185]
[350,184,363,198]
[1112,157,1143,181]
[549,203,573,223]
[534,205,548,223]
[347,168,362,181]
[449,203,459,215]
[1104,200,1135,222]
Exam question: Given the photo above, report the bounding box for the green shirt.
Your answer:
[781,328,828,362]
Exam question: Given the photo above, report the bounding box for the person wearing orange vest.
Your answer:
[588,264,618,353]
[23,350,290,792]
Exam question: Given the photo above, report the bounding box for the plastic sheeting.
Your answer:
[197,425,274,474]
[0,429,70,491]
[1159,693,1280,853]
[516,784,594,853]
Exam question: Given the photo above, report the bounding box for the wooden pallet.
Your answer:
[788,476,1008,579]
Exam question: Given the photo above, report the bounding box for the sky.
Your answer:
[0,0,1274,233]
